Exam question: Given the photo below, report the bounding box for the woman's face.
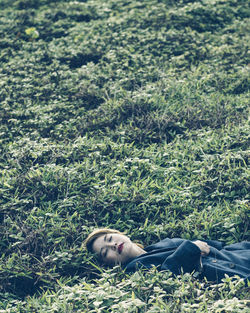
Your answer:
[92,233,135,265]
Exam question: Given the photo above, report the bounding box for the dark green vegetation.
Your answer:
[0,0,249,311]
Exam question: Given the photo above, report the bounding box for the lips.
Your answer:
[118,243,124,254]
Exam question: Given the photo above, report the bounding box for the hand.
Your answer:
[193,240,210,256]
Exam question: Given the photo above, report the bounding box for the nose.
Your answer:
[107,242,117,250]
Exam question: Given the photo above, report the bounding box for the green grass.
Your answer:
[0,0,249,311]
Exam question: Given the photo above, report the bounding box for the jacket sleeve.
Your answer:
[161,240,201,275]
[204,240,224,250]
[223,241,250,251]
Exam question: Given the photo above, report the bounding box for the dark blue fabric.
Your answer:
[125,238,250,283]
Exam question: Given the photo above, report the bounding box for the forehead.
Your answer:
[94,234,105,244]
[92,235,105,253]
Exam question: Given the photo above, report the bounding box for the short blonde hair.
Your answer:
[84,228,144,252]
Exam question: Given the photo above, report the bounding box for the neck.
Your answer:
[131,243,146,258]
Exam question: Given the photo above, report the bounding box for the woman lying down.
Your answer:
[84,229,250,283]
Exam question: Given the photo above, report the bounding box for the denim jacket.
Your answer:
[125,238,250,283]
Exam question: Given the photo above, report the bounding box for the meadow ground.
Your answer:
[0,0,249,312]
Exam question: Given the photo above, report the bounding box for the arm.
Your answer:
[203,239,224,250]
[161,240,202,275]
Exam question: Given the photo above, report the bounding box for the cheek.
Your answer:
[123,242,132,254]
[105,251,119,265]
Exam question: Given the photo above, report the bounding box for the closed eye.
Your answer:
[108,235,112,242]
[103,248,108,258]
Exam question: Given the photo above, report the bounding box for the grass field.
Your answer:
[0,0,249,311]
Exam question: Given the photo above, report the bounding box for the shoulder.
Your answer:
[145,238,186,252]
